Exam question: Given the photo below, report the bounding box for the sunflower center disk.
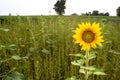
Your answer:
[82,30,95,43]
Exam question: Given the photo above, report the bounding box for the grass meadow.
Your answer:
[0,15,120,80]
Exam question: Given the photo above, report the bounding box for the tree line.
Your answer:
[53,0,120,16]
[81,10,109,16]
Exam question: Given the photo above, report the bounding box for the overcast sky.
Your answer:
[0,0,120,16]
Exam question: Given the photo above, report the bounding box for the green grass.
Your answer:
[0,15,120,80]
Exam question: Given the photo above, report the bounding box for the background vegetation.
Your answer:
[0,15,120,80]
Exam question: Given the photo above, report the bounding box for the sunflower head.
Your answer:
[73,22,104,51]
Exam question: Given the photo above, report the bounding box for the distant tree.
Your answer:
[92,10,99,16]
[88,12,92,16]
[104,12,109,16]
[85,12,91,16]
[53,0,66,15]
[99,12,109,16]
[82,10,109,16]
[99,13,104,16]
[85,12,89,16]
[117,6,120,16]
[71,13,78,16]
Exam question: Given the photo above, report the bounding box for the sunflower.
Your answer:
[73,22,104,51]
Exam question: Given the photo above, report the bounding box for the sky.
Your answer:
[0,0,120,16]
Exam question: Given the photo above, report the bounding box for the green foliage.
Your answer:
[0,27,25,80]
[53,0,66,15]
[0,16,120,80]
[117,6,120,16]
[92,10,99,16]
[0,28,9,31]
[0,53,26,80]
[11,55,22,60]
[69,53,84,58]
[0,44,17,50]
[65,76,79,80]
[3,71,25,80]
[82,10,109,16]
[68,50,106,80]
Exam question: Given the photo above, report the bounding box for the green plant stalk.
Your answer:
[85,50,89,80]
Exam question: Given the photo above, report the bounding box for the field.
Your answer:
[0,15,120,80]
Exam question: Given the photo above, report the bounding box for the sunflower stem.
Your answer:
[85,50,89,80]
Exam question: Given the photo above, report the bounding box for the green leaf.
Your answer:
[84,52,96,60]
[109,49,120,54]
[8,44,17,50]
[80,66,96,71]
[79,69,85,74]
[11,55,22,60]
[69,53,84,58]
[41,48,49,54]
[65,76,78,80]
[93,70,106,75]
[79,69,93,75]
[0,45,5,50]
[29,47,35,52]
[80,66,106,75]
[0,28,9,32]
[0,44,17,50]
[3,71,25,80]
[22,56,29,59]
[71,59,85,66]
[88,53,96,60]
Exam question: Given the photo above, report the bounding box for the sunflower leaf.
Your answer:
[84,53,96,60]
[79,69,85,74]
[80,66,96,71]
[79,69,93,75]
[93,69,106,75]
[11,55,22,60]
[69,53,84,58]
[88,53,96,60]
[65,76,79,80]
[3,71,25,80]
[71,59,85,66]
